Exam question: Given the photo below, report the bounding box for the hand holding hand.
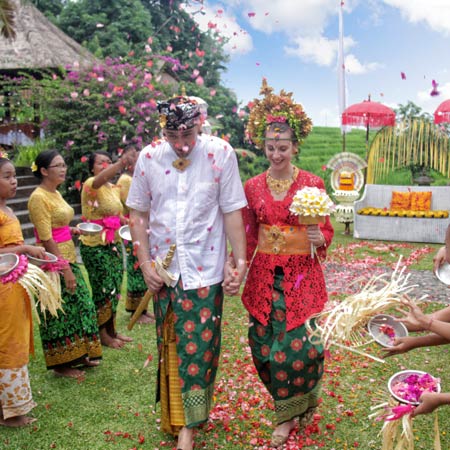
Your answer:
[222,257,247,296]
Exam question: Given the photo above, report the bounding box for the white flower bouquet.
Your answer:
[289,186,335,225]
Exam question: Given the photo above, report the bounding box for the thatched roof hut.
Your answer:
[0,0,97,73]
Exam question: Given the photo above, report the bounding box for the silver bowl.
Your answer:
[388,370,441,405]
[0,253,19,276]
[435,261,450,286]
[119,225,132,242]
[27,251,58,267]
[77,222,103,235]
[367,314,408,348]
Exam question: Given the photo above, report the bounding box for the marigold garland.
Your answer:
[246,78,313,149]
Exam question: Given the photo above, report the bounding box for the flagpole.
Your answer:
[338,0,347,151]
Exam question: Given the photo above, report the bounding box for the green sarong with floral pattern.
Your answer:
[124,241,147,312]
[248,270,324,424]
[155,280,223,428]
[79,242,123,327]
[38,263,102,369]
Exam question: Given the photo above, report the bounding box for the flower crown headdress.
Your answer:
[246,79,313,149]
[0,149,9,159]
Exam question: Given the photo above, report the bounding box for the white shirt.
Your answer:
[126,134,247,289]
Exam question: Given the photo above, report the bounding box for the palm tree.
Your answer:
[0,0,17,39]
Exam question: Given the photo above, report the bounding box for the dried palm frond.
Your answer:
[306,258,424,362]
[369,398,441,450]
[19,264,64,323]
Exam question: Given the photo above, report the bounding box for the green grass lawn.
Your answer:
[2,230,449,449]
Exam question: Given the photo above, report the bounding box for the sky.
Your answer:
[184,0,450,127]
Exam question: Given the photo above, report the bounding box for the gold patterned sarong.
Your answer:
[160,306,185,435]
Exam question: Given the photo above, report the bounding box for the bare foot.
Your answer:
[82,357,100,367]
[102,335,125,349]
[54,367,85,379]
[0,415,37,427]
[136,313,155,324]
[176,426,194,450]
[116,333,133,342]
[100,328,124,349]
[271,419,297,447]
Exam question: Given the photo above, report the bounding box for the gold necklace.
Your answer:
[266,166,299,194]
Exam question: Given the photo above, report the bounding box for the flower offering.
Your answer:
[379,324,396,344]
[390,371,440,404]
[289,186,335,222]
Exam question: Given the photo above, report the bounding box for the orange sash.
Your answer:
[257,224,310,255]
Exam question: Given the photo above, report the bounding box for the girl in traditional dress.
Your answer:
[242,80,334,447]
[117,147,154,324]
[28,150,102,378]
[80,149,136,348]
[0,156,44,426]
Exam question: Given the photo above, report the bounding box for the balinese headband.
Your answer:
[157,96,201,130]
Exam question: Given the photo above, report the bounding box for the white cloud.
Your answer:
[284,35,379,75]
[189,1,382,73]
[345,54,382,75]
[285,36,337,66]
[183,3,253,55]
[239,0,338,35]
[383,0,450,35]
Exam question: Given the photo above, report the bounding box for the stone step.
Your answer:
[17,174,38,187]
[7,196,33,212]
[16,166,33,176]
[15,184,37,197]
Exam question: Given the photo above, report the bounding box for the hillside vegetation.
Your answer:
[238,126,371,193]
[238,125,449,192]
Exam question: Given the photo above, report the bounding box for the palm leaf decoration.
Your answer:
[0,0,17,40]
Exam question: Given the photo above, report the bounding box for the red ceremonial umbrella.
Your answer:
[434,99,450,124]
[342,97,396,150]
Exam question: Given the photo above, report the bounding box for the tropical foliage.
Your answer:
[1,0,244,199]
[37,58,172,201]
